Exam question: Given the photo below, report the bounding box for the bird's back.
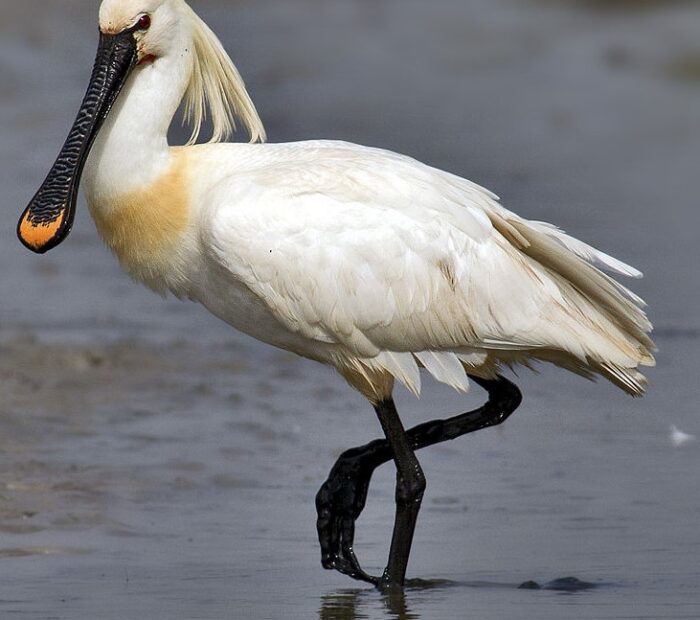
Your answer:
[185,140,654,396]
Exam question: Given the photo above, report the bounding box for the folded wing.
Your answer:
[204,141,655,396]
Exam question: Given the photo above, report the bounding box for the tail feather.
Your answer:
[505,219,655,395]
[527,220,643,279]
[509,220,654,352]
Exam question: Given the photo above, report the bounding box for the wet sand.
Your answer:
[1,0,699,618]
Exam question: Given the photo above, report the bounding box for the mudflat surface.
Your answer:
[0,0,699,618]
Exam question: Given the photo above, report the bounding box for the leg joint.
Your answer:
[494,379,522,415]
[481,377,522,416]
[396,467,426,506]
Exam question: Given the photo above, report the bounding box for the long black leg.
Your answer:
[316,375,522,586]
[374,396,426,589]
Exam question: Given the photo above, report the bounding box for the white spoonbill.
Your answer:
[18,0,654,590]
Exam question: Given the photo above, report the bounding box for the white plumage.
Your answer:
[186,140,653,399]
[18,0,656,590]
[42,0,651,405]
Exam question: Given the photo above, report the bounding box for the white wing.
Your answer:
[200,141,654,395]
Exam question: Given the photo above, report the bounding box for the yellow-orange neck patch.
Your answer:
[88,149,190,283]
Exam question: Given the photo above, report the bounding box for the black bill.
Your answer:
[18,30,138,254]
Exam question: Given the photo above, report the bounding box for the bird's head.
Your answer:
[18,0,264,255]
[99,0,184,67]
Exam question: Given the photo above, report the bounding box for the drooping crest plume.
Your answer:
[179,0,266,144]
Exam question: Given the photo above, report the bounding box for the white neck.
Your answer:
[83,46,192,207]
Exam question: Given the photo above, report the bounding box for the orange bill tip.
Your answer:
[18,210,65,254]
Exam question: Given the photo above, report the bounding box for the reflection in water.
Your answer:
[319,588,421,620]
[381,591,421,620]
[318,578,461,619]
[318,576,600,619]
[319,591,368,620]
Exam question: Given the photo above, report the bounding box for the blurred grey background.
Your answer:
[0,1,698,619]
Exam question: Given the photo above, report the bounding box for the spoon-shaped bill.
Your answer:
[18,30,138,254]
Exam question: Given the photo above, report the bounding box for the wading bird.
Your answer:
[18,0,654,590]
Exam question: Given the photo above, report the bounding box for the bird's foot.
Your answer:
[316,441,386,585]
[321,546,379,585]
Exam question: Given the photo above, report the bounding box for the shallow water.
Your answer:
[1,0,699,618]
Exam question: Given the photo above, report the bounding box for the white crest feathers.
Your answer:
[179,1,266,145]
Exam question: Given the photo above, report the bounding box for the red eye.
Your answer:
[137,14,151,30]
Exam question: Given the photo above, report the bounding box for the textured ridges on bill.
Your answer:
[18,31,137,254]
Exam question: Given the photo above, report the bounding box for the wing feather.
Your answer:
[201,141,654,395]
